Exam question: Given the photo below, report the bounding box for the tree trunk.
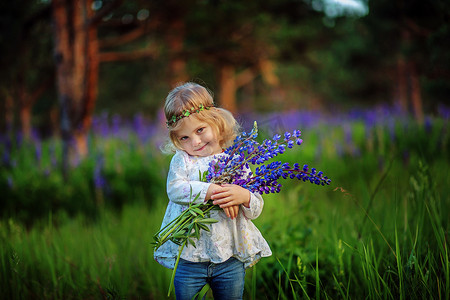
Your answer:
[73,131,88,159]
[85,0,99,134]
[396,55,408,113]
[74,0,99,158]
[72,0,87,120]
[166,19,188,87]
[259,59,279,86]
[20,105,32,140]
[409,61,424,124]
[52,0,102,160]
[52,0,74,179]
[398,27,424,123]
[219,65,237,113]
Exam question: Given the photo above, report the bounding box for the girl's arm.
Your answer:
[167,152,212,205]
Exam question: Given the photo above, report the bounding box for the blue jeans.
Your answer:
[174,257,245,300]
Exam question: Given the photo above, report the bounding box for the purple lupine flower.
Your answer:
[438,104,450,120]
[2,149,10,167]
[112,114,121,137]
[424,117,432,133]
[98,112,110,137]
[7,176,13,189]
[16,132,23,149]
[94,154,107,190]
[205,122,331,194]
[133,113,147,142]
[50,142,58,168]
[35,141,42,165]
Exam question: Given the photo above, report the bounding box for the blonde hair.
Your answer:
[162,82,240,153]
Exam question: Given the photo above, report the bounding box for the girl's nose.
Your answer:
[192,136,201,146]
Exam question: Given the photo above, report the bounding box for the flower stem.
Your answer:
[167,242,186,297]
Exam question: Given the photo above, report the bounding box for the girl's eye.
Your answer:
[197,127,204,133]
[180,136,188,141]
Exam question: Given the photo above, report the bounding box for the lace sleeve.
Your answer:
[241,192,263,219]
[166,151,211,205]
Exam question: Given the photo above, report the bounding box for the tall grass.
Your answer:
[0,110,449,299]
[0,201,175,299]
[3,159,445,299]
[250,157,448,299]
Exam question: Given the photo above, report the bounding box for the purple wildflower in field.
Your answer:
[424,116,432,133]
[205,122,330,194]
[15,132,23,148]
[50,143,58,168]
[112,114,122,137]
[2,150,10,168]
[92,113,110,137]
[35,141,42,165]
[438,104,450,120]
[94,154,107,190]
[7,176,13,189]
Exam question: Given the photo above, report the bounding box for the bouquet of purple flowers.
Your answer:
[153,122,331,295]
[205,121,331,192]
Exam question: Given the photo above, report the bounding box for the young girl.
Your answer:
[154,82,271,300]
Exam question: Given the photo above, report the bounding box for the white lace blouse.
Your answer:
[154,150,272,269]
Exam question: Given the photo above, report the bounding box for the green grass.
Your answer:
[249,157,449,300]
[1,157,447,299]
[0,117,449,299]
[1,200,174,299]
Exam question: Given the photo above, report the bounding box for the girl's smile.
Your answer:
[175,116,222,157]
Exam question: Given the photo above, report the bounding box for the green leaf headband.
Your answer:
[166,104,214,127]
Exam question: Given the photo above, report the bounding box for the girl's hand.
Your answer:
[206,183,222,200]
[211,184,251,209]
[207,183,239,219]
[223,205,240,219]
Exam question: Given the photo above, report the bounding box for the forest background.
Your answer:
[1,0,449,148]
[0,0,449,299]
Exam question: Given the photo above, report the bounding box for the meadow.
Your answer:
[1,106,449,299]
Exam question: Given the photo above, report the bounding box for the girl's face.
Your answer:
[174,116,222,157]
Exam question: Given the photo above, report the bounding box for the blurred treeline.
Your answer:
[1,0,449,149]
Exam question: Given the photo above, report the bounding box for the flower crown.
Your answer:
[166,104,214,127]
